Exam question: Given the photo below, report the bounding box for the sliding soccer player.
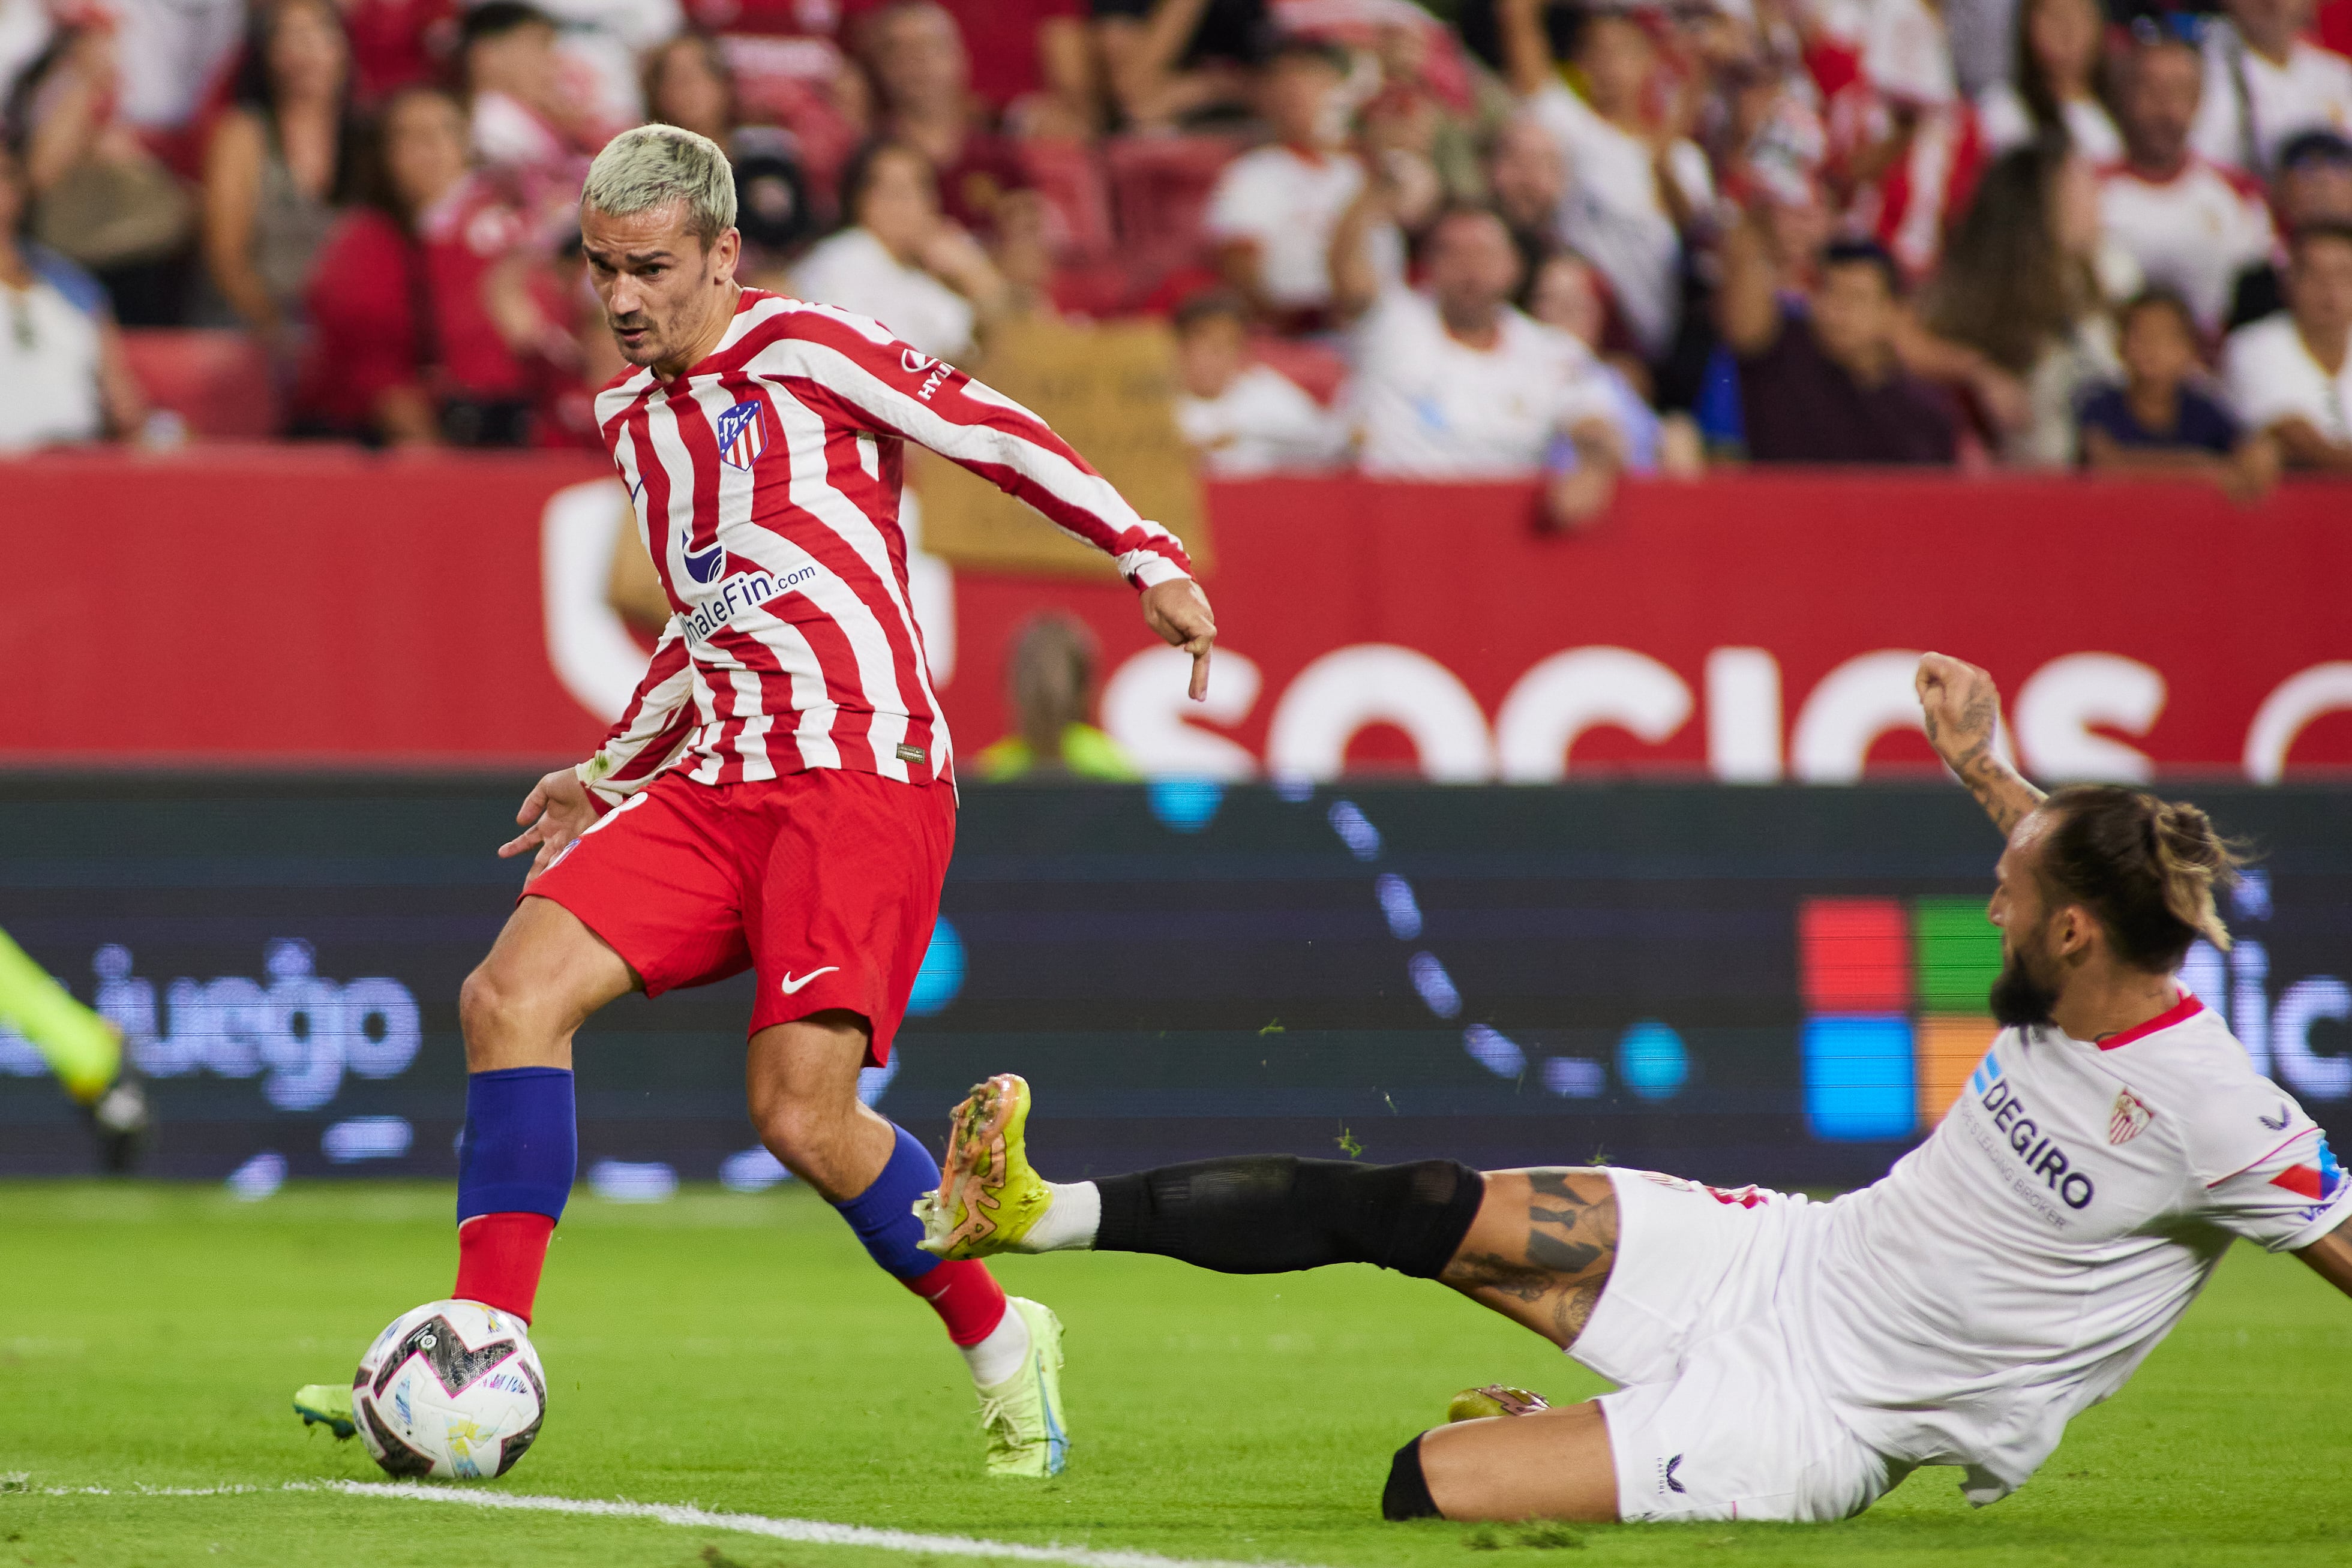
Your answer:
[293,124,1214,1476]
[919,653,2352,1518]
[0,926,148,1171]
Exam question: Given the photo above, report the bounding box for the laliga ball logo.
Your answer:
[352,1300,547,1479]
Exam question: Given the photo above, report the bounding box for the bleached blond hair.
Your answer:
[581,124,736,245]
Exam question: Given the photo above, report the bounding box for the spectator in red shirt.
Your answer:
[293,85,546,445]
[856,1,1028,234]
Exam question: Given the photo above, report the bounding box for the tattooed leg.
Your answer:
[1439,1169,1619,1348]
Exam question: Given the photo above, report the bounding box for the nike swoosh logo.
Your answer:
[2261,1104,2293,1131]
[779,967,840,996]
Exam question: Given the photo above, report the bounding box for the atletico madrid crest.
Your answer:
[2108,1088,2153,1146]
[716,398,767,471]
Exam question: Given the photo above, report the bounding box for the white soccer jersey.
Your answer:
[1789,993,2350,1503]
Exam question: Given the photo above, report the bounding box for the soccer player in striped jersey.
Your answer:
[917,655,2352,1519]
[292,125,1216,1474]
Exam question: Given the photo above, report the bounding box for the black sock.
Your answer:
[1091,1156,1483,1278]
[1382,1434,1442,1521]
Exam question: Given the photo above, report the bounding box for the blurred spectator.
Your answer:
[973,612,1141,782]
[7,24,196,326]
[0,140,151,452]
[1817,0,1987,284]
[2222,221,2352,468]
[1923,143,2124,465]
[0,0,53,97]
[910,0,1096,136]
[341,0,458,106]
[1351,205,1630,530]
[643,32,817,284]
[1205,38,1399,329]
[1094,0,1270,131]
[1976,0,2120,161]
[529,0,685,133]
[1525,248,1699,476]
[2192,0,2352,175]
[1498,0,1714,362]
[1485,112,1566,284]
[1717,216,1958,464]
[294,85,545,445]
[199,0,355,354]
[2100,34,2276,334]
[1170,288,1348,474]
[2078,289,2278,499]
[2225,127,2352,328]
[460,2,592,197]
[789,138,1008,360]
[859,2,1027,235]
[104,0,245,135]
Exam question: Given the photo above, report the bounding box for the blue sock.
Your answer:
[457,1066,577,1222]
[832,1124,944,1280]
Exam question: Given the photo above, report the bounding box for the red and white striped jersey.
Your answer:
[578,289,1193,805]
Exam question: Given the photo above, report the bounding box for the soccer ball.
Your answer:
[352,1299,546,1479]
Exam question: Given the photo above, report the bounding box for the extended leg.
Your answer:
[451,894,637,1322]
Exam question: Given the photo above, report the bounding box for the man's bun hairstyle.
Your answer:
[2038,785,2247,973]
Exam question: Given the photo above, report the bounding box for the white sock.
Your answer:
[961,1299,1032,1388]
[1022,1180,1101,1253]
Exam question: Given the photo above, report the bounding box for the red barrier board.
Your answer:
[4,450,2348,780]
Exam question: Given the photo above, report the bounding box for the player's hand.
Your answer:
[499,768,599,883]
[1915,652,2002,769]
[1141,577,1217,702]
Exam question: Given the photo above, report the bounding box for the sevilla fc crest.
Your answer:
[2109,1088,2153,1146]
[716,398,767,471]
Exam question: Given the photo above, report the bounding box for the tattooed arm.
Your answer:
[1441,1169,1619,1348]
[1916,653,2045,837]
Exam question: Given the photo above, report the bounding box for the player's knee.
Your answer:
[749,1091,852,1174]
[458,962,552,1068]
[1382,1432,1445,1521]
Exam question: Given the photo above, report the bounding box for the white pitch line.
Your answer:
[47,1479,1312,1568]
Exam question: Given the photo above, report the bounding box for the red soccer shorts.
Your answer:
[527,768,956,1065]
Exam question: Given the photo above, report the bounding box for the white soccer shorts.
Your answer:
[1570,1169,1907,1523]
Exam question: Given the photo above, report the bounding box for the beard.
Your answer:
[1988,945,2062,1028]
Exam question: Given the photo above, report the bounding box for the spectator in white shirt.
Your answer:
[1204,38,1400,329]
[2099,34,2277,334]
[1169,290,1348,475]
[0,142,148,452]
[1976,0,2122,162]
[1495,0,1714,362]
[790,140,1010,363]
[2192,0,2352,175]
[2223,223,2352,469]
[1352,205,1630,529]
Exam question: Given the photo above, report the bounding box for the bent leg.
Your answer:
[1396,1404,1619,1523]
[451,896,637,1320]
[748,1015,1016,1362]
[459,894,638,1071]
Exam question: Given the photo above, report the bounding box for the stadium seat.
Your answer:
[1017,139,1115,266]
[119,330,280,440]
[1104,134,1250,297]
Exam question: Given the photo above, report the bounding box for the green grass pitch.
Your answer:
[2,1182,2348,1568]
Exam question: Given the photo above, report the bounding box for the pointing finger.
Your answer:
[1188,639,1212,703]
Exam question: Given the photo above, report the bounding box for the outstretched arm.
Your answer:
[1916,652,2044,836]
[776,311,1217,699]
[2297,1217,2352,1299]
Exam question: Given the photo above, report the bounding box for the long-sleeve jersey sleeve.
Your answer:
[574,618,699,812]
[743,305,1196,591]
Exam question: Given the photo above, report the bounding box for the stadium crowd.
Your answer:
[4,0,2351,507]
